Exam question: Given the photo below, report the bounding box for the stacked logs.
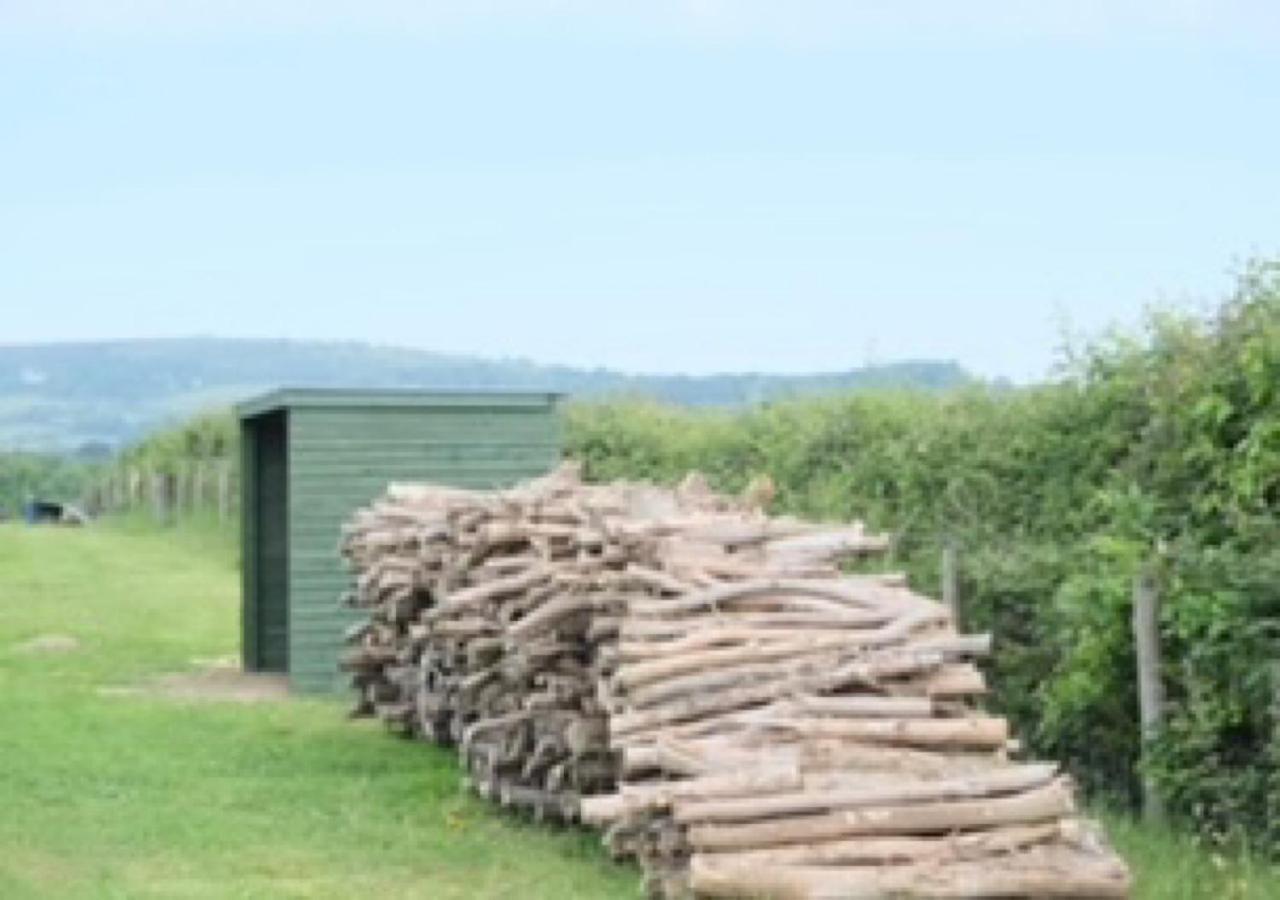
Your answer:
[584,575,1130,898]
[340,463,634,818]
[341,464,1130,898]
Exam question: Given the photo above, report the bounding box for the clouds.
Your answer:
[3,0,1277,45]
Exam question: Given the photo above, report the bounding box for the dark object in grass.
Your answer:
[23,500,88,526]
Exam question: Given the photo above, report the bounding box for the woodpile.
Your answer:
[341,463,1130,898]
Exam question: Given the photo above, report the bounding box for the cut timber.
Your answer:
[745,716,1010,750]
[690,847,1131,898]
[921,664,987,697]
[694,820,1066,866]
[580,765,803,825]
[341,464,1131,899]
[620,610,893,637]
[784,695,934,718]
[672,763,1058,824]
[431,564,552,616]
[615,607,949,691]
[687,778,1075,850]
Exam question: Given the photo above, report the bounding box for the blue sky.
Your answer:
[3,2,1278,381]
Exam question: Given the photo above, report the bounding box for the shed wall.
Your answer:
[241,411,289,672]
[285,404,561,693]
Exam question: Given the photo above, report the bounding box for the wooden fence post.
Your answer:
[217,461,233,523]
[150,472,162,522]
[105,471,118,512]
[165,472,178,525]
[1132,562,1165,824]
[189,461,201,513]
[151,472,176,526]
[195,460,207,512]
[941,538,961,630]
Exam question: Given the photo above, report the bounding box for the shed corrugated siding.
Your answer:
[286,405,561,693]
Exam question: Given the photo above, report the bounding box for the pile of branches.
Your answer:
[341,464,1129,898]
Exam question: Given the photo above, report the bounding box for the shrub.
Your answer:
[567,259,1280,851]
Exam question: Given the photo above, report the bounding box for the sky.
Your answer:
[2,2,1279,382]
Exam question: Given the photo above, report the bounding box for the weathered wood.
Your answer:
[694,820,1066,866]
[941,537,961,629]
[1132,561,1165,825]
[151,471,175,525]
[748,716,1010,750]
[615,606,949,692]
[340,465,1130,899]
[216,462,231,521]
[687,779,1076,850]
[672,763,1057,824]
[690,847,1131,898]
[432,564,553,617]
[581,765,804,825]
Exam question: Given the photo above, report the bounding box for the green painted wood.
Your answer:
[239,417,258,670]
[238,395,562,694]
[237,392,561,694]
[237,388,561,419]
[241,411,289,673]
[287,437,561,450]
[289,417,557,443]
[288,450,561,469]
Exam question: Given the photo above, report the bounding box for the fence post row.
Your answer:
[149,471,177,525]
[82,460,238,521]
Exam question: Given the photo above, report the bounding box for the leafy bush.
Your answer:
[567,259,1280,852]
[118,410,238,474]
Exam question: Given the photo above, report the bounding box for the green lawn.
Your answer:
[1104,814,1279,900]
[1,521,1276,899]
[0,522,636,899]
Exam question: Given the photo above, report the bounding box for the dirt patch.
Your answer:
[101,656,289,703]
[13,634,80,654]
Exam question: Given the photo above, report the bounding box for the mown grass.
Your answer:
[1,520,1277,898]
[0,521,637,899]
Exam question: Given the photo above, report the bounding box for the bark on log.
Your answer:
[690,851,1131,899]
[687,779,1075,850]
[694,820,1066,866]
[672,763,1058,824]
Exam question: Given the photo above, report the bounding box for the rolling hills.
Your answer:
[0,338,970,451]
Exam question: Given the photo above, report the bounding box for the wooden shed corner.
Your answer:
[237,388,563,693]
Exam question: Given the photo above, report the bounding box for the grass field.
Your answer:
[0,521,636,899]
[1,521,1277,898]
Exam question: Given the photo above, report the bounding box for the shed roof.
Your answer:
[236,388,564,420]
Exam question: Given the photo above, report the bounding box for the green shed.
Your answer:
[237,388,563,693]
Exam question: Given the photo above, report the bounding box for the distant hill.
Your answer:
[0,338,973,452]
